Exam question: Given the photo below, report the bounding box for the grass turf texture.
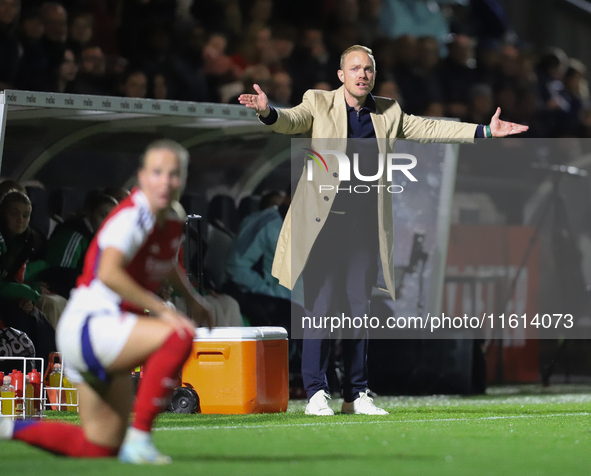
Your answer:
[2,384,591,475]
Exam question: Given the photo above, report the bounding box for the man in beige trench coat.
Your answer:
[240,45,528,415]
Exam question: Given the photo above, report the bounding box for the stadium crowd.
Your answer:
[0,0,587,138]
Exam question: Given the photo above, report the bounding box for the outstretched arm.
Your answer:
[489,107,529,137]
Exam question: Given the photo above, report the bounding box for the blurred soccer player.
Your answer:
[0,140,212,464]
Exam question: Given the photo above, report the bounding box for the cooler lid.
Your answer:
[194,326,288,342]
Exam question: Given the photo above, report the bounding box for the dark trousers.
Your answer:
[302,205,378,402]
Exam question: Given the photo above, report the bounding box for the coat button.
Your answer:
[333,172,338,178]
[324,196,329,201]
[316,217,321,222]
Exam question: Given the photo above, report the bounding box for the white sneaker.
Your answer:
[305,390,335,416]
[341,390,389,415]
[118,428,172,465]
[0,417,14,440]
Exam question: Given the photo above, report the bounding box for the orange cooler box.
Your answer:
[182,326,289,414]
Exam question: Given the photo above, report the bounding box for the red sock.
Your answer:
[13,421,118,457]
[132,331,193,432]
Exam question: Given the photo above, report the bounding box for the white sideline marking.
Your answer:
[155,412,589,432]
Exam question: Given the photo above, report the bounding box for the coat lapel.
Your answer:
[331,86,348,140]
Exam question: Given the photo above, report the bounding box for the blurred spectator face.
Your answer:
[270,71,292,105]
[417,37,440,70]
[359,0,381,19]
[496,86,517,115]
[188,25,205,53]
[273,37,294,61]
[153,73,168,100]
[313,81,331,91]
[423,102,444,117]
[375,80,400,100]
[80,46,105,75]
[149,28,170,56]
[42,3,67,43]
[417,36,439,70]
[470,86,494,117]
[59,49,78,82]
[338,50,376,100]
[250,0,272,23]
[241,64,271,93]
[372,38,395,72]
[336,0,359,24]
[394,35,418,68]
[3,198,31,236]
[69,13,92,44]
[448,35,475,67]
[88,200,115,232]
[304,29,326,59]
[331,24,360,54]
[500,44,520,78]
[0,0,19,26]
[22,15,44,40]
[205,33,227,57]
[123,72,148,98]
[255,27,271,54]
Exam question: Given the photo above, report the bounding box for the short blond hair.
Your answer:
[141,139,189,195]
[340,45,376,71]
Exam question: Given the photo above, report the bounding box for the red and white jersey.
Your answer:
[77,188,184,313]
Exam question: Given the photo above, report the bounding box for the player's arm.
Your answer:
[167,265,213,329]
[98,247,194,336]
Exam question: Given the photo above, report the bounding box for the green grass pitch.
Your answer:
[2,385,591,476]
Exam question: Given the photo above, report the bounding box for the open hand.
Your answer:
[489,107,529,137]
[238,84,270,117]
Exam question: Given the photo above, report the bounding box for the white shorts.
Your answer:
[56,287,139,384]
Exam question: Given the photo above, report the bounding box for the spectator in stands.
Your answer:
[268,71,292,107]
[289,27,340,101]
[15,7,48,91]
[151,71,169,100]
[0,0,21,90]
[74,45,112,95]
[201,30,241,101]
[375,79,402,102]
[467,83,495,125]
[67,10,93,56]
[228,64,271,104]
[537,47,569,111]
[563,59,590,123]
[43,192,117,298]
[438,34,479,120]
[48,47,78,93]
[395,36,444,115]
[0,190,57,365]
[120,69,148,99]
[40,2,67,55]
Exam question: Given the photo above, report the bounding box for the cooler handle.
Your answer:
[196,345,230,360]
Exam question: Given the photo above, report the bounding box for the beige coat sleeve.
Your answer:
[399,111,478,143]
[264,90,315,135]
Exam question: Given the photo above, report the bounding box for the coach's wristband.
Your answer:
[485,125,493,138]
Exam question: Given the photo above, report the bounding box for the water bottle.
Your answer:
[1,376,15,416]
